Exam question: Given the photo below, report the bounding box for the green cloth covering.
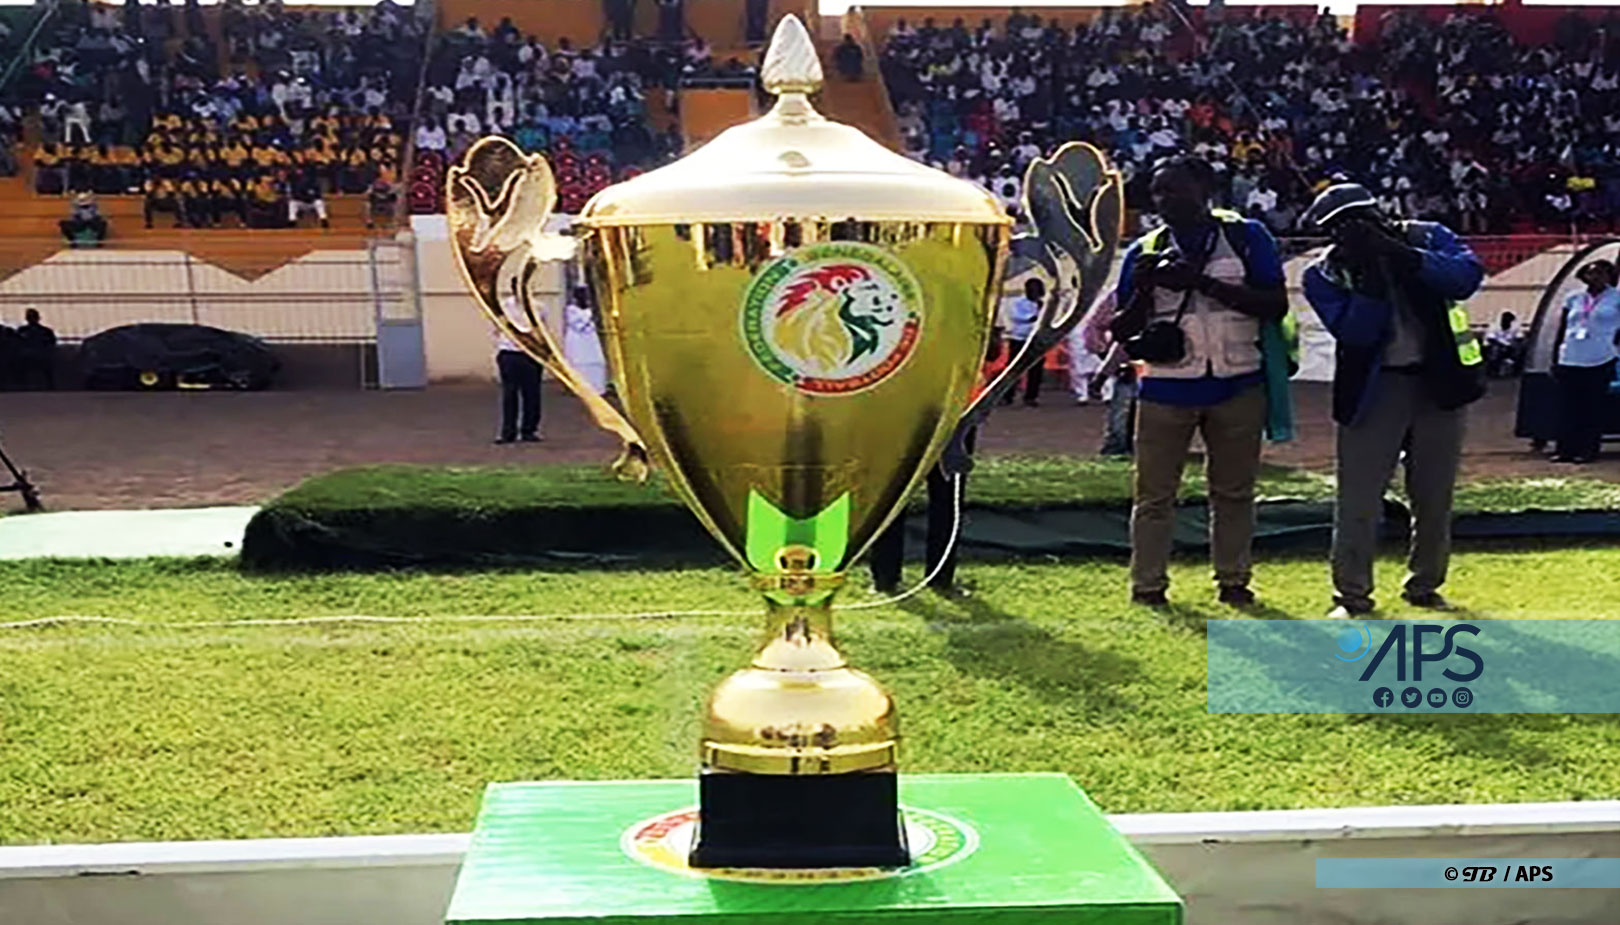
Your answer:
[1261,316,1297,443]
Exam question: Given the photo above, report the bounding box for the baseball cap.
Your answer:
[1303,182,1377,228]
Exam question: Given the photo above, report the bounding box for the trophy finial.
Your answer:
[762,14,823,96]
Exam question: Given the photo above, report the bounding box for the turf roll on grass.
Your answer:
[240,458,1334,571]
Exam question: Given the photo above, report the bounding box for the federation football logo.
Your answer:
[741,242,922,394]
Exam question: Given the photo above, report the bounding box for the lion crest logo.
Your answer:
[742,243,922,394]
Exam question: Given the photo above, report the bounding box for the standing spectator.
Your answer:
[562,287,608,395]
[63,98,92,145]
[868,327,999,597]
[657,0,684,42]
[1302,183,1485,617]
[494,328,542,444]
[1111,157,1288,608]
[1080,290,1137,456]
[1000,277,1046,407]
[1551,260,1620,463]
[834,35,864,82]
[604,0,635,41]
[17,309,57,391]
[745,0,769,45]
[0,319,18,391]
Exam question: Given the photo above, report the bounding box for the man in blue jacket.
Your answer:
[1302,184,1486,618]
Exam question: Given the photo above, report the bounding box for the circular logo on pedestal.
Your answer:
[622,805,977,884]
[741,242,923,395]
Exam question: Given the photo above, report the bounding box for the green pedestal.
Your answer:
[446,773,1182,925]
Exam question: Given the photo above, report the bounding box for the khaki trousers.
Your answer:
[1130,384,1266,595]
[1332,372,1465,609]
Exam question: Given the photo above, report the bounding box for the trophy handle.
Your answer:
[446,137,651,481]
[942,142,1124,476]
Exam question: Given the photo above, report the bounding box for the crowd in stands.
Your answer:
[13,0,698,230]
[882,5,1620,236]
[18,0,422,230]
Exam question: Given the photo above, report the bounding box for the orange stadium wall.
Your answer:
[680,87,757,148]
[435,0,814,49]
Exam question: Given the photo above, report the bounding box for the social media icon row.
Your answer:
[1372,686,1473,709]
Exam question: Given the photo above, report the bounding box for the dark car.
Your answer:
[80,323,280,391]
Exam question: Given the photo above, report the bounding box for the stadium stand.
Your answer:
[878,6,1620,235]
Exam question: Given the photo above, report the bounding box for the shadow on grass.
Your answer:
[894,591,1142,714]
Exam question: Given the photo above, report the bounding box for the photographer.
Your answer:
[1111,156,1288,608]
[1302,184,1485,618]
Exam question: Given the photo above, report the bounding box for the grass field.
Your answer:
[5,544,1620,845]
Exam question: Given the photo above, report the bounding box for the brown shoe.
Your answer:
[1218,585,1256,607]
[1131,589,1169,608]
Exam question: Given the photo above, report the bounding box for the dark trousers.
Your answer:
[1000,340,1042,405]
[19,355,54,390]
[497,349,542,440]
[868,427,977,591]
[1554,360,1615,460]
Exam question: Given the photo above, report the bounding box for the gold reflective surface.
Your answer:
[446,135,651,480]
[578,220,1004,775]
[450,14,1015,781]
[579,219,1006,571]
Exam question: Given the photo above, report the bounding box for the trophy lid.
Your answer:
[576,15,1008,227]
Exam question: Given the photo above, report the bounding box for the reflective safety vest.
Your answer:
[1447,301,1484,367]
[1317,220,1483,369]
[1140,209,1300,376]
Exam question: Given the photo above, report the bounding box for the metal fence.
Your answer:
[0,236,410,346]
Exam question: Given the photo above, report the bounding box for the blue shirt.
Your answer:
[1116,218,1286,407]
[1007,296,1040,340]
[1558,287,1620,367]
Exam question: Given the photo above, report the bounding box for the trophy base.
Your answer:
[688,769,910,869]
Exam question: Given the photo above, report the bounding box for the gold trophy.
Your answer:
[447,15,1121,869]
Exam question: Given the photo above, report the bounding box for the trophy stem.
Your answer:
[753,594,845,672]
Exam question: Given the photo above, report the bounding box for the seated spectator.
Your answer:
[59,193,108,246]
[247,173,287,228]
[1484,311,1525,378]
[366,176,397,229]
[34,142,65,195]
[415,117,448,154]
[212,175,249,227]
[180,174,212,227]
[835,35,864,81]
[144,177,186,228]
[287,171,329,228]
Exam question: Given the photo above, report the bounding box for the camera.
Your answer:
[1123,319,1187,363]
[1120,251,1190,364]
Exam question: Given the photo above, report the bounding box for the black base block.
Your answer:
[688,770,911,869]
